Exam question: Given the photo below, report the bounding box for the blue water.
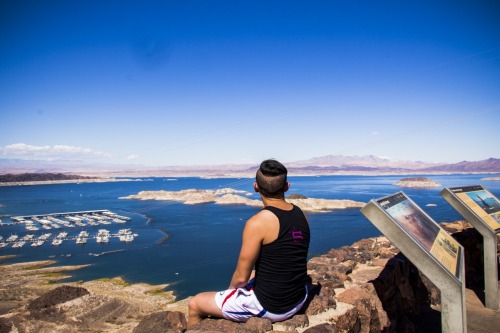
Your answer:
[0,174,499,300]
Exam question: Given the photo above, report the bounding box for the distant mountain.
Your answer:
[420,158,500,173]
[289,155,438,169]
[0,156,499,176]
[286,156,500,174]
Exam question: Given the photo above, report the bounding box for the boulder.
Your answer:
[133,311,187,333]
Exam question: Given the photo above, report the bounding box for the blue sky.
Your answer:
[1,1,499,166]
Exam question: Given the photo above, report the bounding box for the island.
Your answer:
[119,188,365,213]
[481,177,500,181]
[394,177,441,188]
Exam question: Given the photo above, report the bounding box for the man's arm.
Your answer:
[228,214,265,289]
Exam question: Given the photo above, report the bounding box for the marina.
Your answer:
[0,210,137,249]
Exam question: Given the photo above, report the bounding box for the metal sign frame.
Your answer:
[361,192,466,333]
[440,185,500,310]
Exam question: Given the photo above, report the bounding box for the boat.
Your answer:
[118,228,132,235]
[56,232,68,238]
[76,237,87,244]
[96,235,109,243]
[120,234,134,242]
[21,234,35,241]
[7,234,18,242]
[31,240,44,247]
[39,233,52,240]
[98,229,110,236]
[52,239,63,246]
[12,241,26,248]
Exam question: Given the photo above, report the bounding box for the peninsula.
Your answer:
[120,188,365,212]
[0,173,113,186]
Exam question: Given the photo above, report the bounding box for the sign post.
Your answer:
[361,192,467,333]
[441,185,500,310]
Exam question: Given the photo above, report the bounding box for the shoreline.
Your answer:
[1,172,499,187]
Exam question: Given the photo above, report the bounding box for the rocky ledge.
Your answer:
[1,220,486,333]
[394,177,442,188]
[120,189,365,213]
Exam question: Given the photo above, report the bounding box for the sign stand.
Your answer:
[441,185,500,310]
[361,192,467,333]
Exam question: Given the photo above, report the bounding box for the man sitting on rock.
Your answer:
[188,159,311,327]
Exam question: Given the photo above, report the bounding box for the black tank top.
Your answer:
[254,204,310,314]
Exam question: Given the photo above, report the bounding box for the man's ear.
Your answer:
[284,182,290,192]
[254,182,260,192]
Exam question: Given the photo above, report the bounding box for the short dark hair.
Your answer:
[256,159,288,198]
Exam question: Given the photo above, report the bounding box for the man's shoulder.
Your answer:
[245,209,279,230]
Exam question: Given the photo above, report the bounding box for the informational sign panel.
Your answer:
[376,192,462,279]
[441,185,500,310]
[361,192,466,332]
[445,185,500,231]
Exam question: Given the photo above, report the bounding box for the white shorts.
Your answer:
[214,279,308,322]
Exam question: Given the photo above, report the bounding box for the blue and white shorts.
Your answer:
[214,279,308,322]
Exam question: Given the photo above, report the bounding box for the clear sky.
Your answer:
[1,0,499,167]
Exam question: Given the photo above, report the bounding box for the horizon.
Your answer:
[1,1,500,167]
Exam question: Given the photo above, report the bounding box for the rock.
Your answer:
[332,307,361,333]
[335,286,388,333]
[27,285,90,312]
[245,317,273,332]
[26,285,90,321]
[304,284,336,315]
[287,194,308,199]
[0,318,13,333]
[274,314,309,331]
[303,323,339,333]
[188,318,258,333]
[133,311,187,333]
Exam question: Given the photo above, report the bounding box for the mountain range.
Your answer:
[0,155,499,177]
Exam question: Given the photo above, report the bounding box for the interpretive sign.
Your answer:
[378,192,461,278]
[443,185,500,231]
[361,192,466,333]
[441,185,500,310]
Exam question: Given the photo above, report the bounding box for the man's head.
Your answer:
[255,159,289,199]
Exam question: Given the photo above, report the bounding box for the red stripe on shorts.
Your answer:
[221,289,238,308]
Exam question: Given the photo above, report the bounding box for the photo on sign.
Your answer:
[465,190,500,219]
[384,197,440,252]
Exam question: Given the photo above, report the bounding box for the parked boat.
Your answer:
[7,234,18,242]
[76,237,87,244]
[31,240,44,247]
[12,241,26,248]
[52,239,63,246]
[96,235,109,243]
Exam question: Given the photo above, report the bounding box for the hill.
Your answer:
[0,156,499,177]
[0,173,96,183]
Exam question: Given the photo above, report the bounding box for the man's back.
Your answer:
[254,204,310,314]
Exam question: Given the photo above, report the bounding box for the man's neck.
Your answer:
[261,196,293,210]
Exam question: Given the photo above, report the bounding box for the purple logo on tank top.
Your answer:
[290,227,304,242]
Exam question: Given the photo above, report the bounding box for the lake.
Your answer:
[0,174,499,300]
